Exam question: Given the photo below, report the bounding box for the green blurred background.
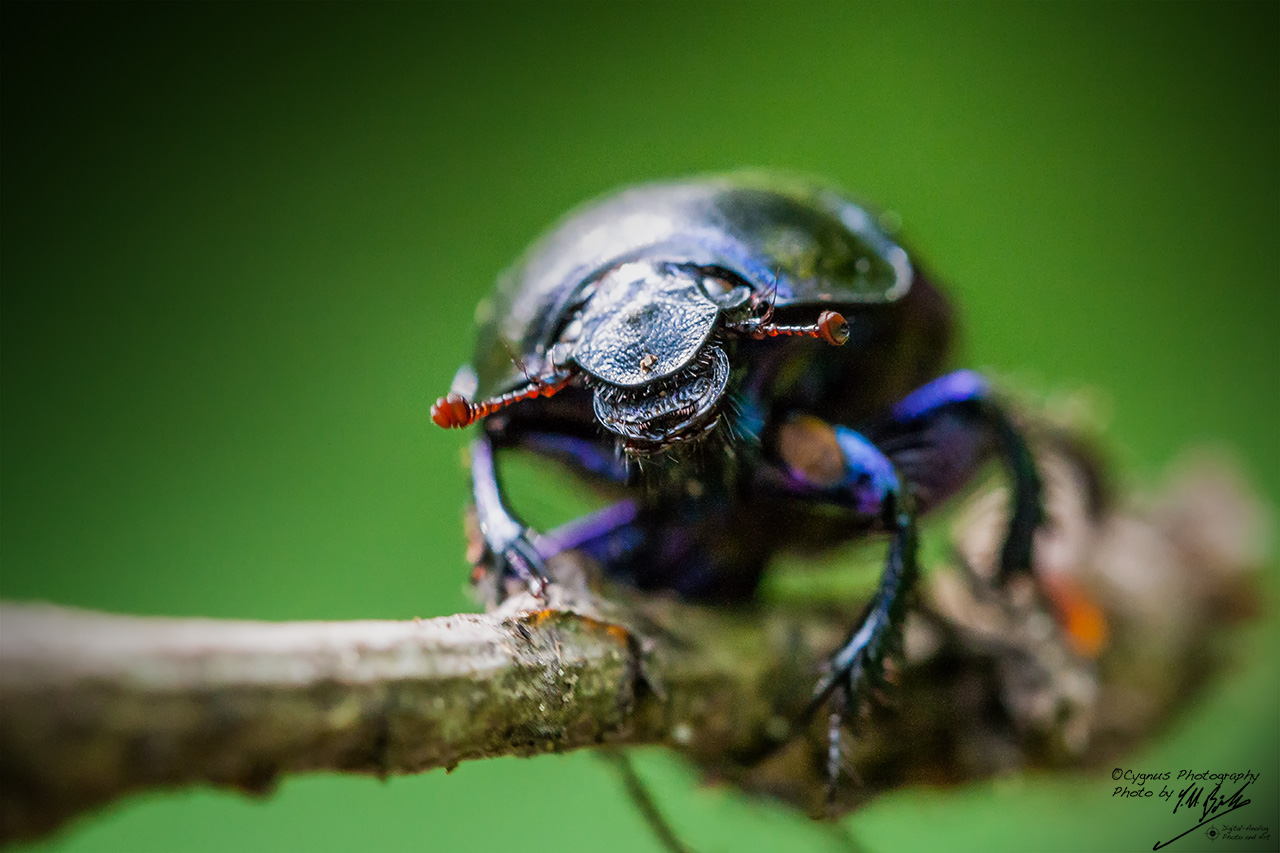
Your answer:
[2,3,1276,851]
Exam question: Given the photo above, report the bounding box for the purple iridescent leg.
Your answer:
[534,499,640,562]
[470,436,548,598]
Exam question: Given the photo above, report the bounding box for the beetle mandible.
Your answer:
[432,174,1044,790]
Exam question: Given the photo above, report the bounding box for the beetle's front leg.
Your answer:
[470,435,550,601]
[471,427,636,604]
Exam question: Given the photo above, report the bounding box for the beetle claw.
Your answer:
[525,573,549,600]
[496,531,552,602]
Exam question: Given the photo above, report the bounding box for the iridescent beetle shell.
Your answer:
[458,175,912,409]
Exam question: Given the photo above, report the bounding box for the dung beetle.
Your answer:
[432,174,1043,793]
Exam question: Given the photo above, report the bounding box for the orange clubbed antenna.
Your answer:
[729,309,849,346]
[431,370,575,429]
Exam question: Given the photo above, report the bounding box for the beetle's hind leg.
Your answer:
[881,369,1043,583]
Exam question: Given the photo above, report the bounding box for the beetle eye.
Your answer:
[699,276,751,311]
[560,316,583,343]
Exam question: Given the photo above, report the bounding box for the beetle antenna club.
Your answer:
[431,369,576,429]
[727,309,850,346]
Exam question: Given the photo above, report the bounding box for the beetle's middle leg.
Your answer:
[769,417,918,800]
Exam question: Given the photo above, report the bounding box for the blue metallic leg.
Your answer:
[776,372,1041,798]
[890,368,989,422]
[887,369,1043,582]
[773,421,917,801]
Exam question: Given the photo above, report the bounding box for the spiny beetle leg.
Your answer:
[500,536,549,600]
[471,427,640,603]
[770,417,919,800]
[807,500,917,803]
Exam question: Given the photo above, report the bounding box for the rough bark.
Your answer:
[0,578,843,845]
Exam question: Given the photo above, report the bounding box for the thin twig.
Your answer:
[599,749,695,853]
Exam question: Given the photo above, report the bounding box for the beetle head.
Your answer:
[560,260,846,453]
[564,261,735,452]
[432,259,847,452]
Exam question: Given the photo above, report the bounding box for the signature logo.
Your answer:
[1153,778,1255,850]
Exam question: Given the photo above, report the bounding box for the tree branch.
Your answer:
[0,567,854,845]
[0,442,1265,846]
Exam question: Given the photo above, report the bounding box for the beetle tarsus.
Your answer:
[825,688,848,811]
[805,499,916,805]
[497,533,552,602]
[525,573,548,600]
